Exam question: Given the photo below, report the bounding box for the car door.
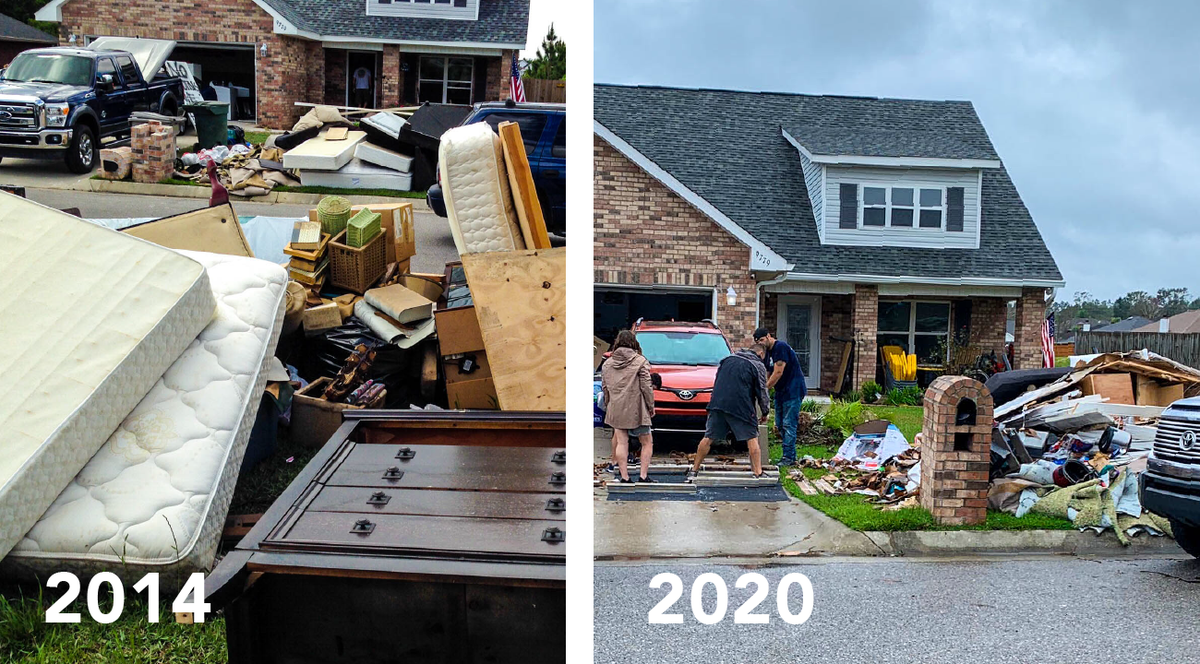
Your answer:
[93,57,127,138]
[537,113,566,234]
[116,55,150,113]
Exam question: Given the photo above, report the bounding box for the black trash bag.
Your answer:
[297,318,421,408]
[227,124,245,146]
[985,367,1071,409]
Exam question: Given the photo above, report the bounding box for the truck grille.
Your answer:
[0,104,37,130]
[1152,417,1200,464]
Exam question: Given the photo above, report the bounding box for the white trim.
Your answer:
[976,169,983,250]
[364,0,480,21]
[818,164,827,242]
[595,121,793,272]
[783,128,1001,170]
[877,283,1022,298]
[774,270,1064,289]
[777,294,822,387]
[324,41,383,52]
[34,0,66,21]
[762,280,855,295]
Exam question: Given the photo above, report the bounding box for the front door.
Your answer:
[776,295,821,388]
[346,51,378,109]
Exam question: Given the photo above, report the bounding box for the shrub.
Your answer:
[800,398,822,414]
[884,385,924,406]
[861,381,882,404]
[823,400,865,437]
[842,389,862,403]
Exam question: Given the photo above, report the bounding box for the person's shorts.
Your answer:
[704,411,758,443]
[621,425,652,437]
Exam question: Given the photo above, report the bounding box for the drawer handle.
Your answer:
[382,467,405,481]
[551,450,566,464]
[541,527,565,543]
[367,491,391,506]
[351,519,375,535]
[545,497,566,513]
[549,471,566,486]
[395,447,416,461]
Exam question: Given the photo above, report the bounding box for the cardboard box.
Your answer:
[1135,375,1186,407]
[445,351,491,385]
[303,302,342,334]
[1080,372,1135,405]
[594,336,610,371]
[445,354,498,410]
[364,283,433,324]
[435,305,484,356]
[351,202,415,263]
[291,377,382,447]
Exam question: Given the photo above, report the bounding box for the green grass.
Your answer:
[0,590,226,663]
[772,402,1076,532]
[228,438,319,515]
[244,131,271,146]
[1055,356,1069,367]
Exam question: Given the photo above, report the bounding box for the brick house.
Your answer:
[35,0,528,129]
[594,84,1064,393]
[0,14,57,66]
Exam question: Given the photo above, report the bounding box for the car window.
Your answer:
[551,117,565,159]
[116,56,138,87]
[481,112,547,154]
[96,58,117,87]
[636,332,732,366]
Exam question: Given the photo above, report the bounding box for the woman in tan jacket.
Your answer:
[601,330,655,483]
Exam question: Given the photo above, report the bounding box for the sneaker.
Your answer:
[604,463,618,473]
[618,476,635,483]
[638,476,657,483]
[684,470,697,484]
[627,456,641,466]
[777,460,796,468]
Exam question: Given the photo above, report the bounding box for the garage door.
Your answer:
[594,287,714,342]
[171,42,255,121]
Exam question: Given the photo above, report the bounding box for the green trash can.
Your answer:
[184,101,229,150]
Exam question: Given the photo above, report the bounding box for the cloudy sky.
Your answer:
[523,0,570,60]
[595,0,1200,301]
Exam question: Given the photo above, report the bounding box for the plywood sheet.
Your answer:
[461,248,565,411]
[498,121,551,249]
[122,203,253,257]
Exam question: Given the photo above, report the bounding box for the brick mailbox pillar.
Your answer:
[920,376,994,525]
[131,121,177,185]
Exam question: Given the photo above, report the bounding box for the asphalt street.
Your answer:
[15,187,459,273]
[595,556,1200,663]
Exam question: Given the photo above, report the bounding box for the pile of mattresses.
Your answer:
[438,121,529,255]
[0,194,288,584]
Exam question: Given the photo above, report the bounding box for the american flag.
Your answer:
[1041,312,1056,368]
[510,52,525,103]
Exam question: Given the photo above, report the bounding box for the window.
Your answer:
[855,184,946,230]
[481,112,547,154]
[96,57,116,85]
[635,331,731,367]
[116,55,138,88]
[876,300,951,364]
[551,118,565,158]
[417,56,473,105]
[5,53,94,87]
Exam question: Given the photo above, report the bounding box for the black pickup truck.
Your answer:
[1140,396,1200,557]
[0,40,184,173]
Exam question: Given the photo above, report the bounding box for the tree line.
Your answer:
[1052,288,1196,329]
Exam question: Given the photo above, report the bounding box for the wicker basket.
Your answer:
[316,196,353,236]
[329,229,387,294]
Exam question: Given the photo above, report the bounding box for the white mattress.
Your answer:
[281,129,366,171]
[300,158,413,191]
[6,251,287,582]
[0,195,216,561]
[438,122,525,254]
[355,141,413,173]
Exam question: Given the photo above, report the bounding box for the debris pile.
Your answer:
[788,422,923,510]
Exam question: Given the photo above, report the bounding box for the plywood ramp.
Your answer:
[461,248,565,411]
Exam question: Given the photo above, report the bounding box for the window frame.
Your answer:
[876,299,952,363]
[416,55,474,105]
[857,183,948,230]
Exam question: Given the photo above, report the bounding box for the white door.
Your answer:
[776,295,821,387]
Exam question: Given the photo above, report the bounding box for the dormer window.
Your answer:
[367,0,476,19]
[858,185,950,230]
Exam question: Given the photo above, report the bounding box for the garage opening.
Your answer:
[594,287,714,342]
[171,42,255,121]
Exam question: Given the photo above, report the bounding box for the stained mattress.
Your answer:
[438,122,525,255]
[6,251,287,580]
[0,195,216,561]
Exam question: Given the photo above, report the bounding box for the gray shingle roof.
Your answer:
[594,84,1063,284]
[0,14,57,45]
[789,126,997,161]
[258,0,529,45]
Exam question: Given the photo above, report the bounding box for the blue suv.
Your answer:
[427,100,565,237]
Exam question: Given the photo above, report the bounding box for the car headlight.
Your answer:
[44,103,69,127]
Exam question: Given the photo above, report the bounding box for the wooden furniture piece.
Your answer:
[497,121,552,249]
[206,410,565,664]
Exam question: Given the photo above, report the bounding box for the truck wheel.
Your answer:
[65,124,97,174]
[1170,519,1200,558]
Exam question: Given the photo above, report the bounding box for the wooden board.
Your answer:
[497,121,551,249]
[833,339,853,394]
[122,203,253,257]
[461,248,565,411]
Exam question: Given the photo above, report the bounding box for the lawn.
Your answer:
[772,401,1076,532]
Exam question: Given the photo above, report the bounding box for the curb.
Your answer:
[85,179,431,211]
[862,529,1185,557]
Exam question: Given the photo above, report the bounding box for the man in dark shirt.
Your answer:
[690,343,770,478]
[754,327,808,467]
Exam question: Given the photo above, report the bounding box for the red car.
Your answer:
[631,319,732,436]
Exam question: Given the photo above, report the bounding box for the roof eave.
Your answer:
[779,271,1065,289]
[782,128,1001,170]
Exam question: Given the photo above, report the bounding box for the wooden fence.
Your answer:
[522,78,565,104]
[1073,331,1200,369]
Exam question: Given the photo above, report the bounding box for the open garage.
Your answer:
[594,286,715,342]
[170,42,256,120]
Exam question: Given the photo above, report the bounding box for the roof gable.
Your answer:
[593,84,1063,287]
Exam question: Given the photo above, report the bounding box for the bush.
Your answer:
[842,389,862,403]
[823,400,865,437]
[884,385,924,406]
[800,398,822,414]
[861,381,882,404]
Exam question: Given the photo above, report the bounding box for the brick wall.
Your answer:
[968,297,1008,356]
[324,49,347,106]
[595,136,758,344]
[851,285,879,390]
[382,46,401,108]
[820,294,853,392]
[485,50,513,101]
[920,376,993,525]
[1013,287,1047,369]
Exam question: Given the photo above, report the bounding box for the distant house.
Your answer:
[0,14,56,66]
[1133,311,1200,334]
[1094,316,1153,332]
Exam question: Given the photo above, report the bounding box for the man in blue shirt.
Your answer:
[753,327,807,467]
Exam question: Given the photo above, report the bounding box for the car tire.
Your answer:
[1170,519,1200,558]
[65,124,97,174]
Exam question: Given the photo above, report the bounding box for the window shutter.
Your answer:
[839,183,858,229]
[946,186,965,232]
